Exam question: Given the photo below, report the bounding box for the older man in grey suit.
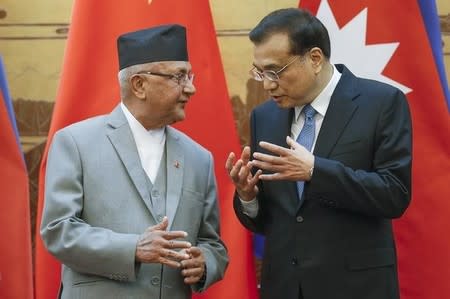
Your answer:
[40,24,228,299]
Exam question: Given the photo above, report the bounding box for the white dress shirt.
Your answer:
[241,65,342,217]
[121,102,166,183]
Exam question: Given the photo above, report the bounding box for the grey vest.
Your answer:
[145,148,167,223]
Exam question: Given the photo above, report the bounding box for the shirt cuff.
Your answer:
[239,197,259,218]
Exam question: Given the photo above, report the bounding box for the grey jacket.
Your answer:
[41,105,228,299]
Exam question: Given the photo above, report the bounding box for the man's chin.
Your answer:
[273,99,294,109]
[171,112,186,124]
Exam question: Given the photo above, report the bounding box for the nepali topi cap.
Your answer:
[117,24,188,70]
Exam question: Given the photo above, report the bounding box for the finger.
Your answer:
[180,256,201,270]
[286,136,300,149]
[229,159,244,181]
[259,141,291,156]
[251,159,285,172]
[231,160,258,201]
[225,152,236,173]
[259,172,284,181]
[163,239,192,250]
[163,231,190,241]
[240,146,251,164]
[183,275,201,285]
[248,169,262,186]
[186,246,202,257]
[158,257,182,269]
[148,216,169,232]
[253,152,284,164]
[238,161,252,181]
[164,248,190,261]
[181,267,203,278]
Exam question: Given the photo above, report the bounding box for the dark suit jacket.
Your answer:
[234,65,412,299]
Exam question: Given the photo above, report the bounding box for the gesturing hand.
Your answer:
[251,136,314,182]
[135,216,191,268]
[225,146,262,201]
[180,247,206,285]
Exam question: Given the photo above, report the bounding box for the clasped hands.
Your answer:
[135,216,205,285]
[226,136,315,201]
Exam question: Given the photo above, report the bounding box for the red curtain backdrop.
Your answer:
[34,1,257,299]
[299,1,450,298]
[0,57,33,299]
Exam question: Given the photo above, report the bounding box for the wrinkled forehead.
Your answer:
[253,33,292,68]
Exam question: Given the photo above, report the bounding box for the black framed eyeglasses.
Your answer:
[250,56,300,82]
[135,71,195,86]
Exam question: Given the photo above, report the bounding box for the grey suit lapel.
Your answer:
[165,126,184,230]
[105,105,157,221]
[314,65,359,158]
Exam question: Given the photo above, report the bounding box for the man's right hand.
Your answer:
[225,146,262,201]
[135,217,191,268]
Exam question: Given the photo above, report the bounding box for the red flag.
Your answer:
[34,1,257,299]
[0,57,33,299]
[299,1,450,298]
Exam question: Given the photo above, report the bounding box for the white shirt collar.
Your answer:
[295,64,342,120]
[120,102,166,182]
[120,102,165,142]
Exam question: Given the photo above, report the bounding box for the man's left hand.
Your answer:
[251,136,314,182]
[180,246,206,285]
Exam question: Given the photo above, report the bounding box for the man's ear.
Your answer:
[129,74,146,99]
[309,47,325,74]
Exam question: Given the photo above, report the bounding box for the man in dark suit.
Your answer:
[226,8,412,299]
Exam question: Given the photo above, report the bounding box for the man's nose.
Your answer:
[183,80,196,95]
[262,78,278,90]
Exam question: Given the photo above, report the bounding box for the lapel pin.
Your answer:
[174,160,180,168]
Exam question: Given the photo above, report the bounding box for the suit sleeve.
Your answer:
[192,152,229,292]
[40,129,140,282]
[233,110,267,234]
[309,88,412,218]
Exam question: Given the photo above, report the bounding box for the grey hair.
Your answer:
[118,64,144,98]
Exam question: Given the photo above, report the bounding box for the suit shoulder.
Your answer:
[54,114,108,139]
[252,98,278,115]
[336,68,408,111]
[338,64,407,106]
[357,77,402,96]
[351,77,409,113]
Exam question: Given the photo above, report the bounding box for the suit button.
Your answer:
[151,276,160,286]
[296,216,304,223]
[157,215,164,222]
[291,258,298,265]
[151,190,160,198]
